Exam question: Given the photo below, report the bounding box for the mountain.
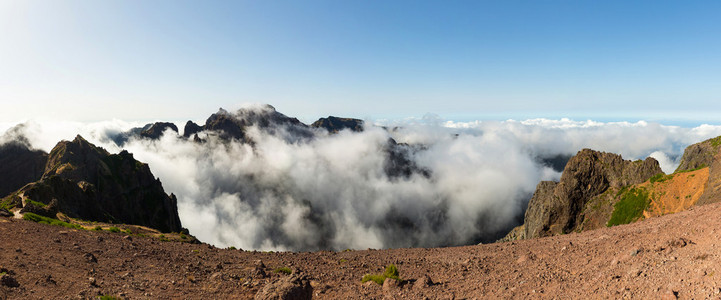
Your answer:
[502,149,662,241]
[311,116,364,133]
[503,135,721,242]
[1,135,183,233]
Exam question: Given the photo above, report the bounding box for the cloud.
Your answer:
[4,113,721,251]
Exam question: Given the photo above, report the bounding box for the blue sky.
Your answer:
[1,0,720,124]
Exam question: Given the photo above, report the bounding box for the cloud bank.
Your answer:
[4,112,721,251]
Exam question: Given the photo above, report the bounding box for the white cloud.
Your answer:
[4,113,721,251]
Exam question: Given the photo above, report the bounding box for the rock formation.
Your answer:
[675,136,721,205]
[507,149,662,240]
[5,135,183,233]
[311,116,364,133]
[0,140,47,198]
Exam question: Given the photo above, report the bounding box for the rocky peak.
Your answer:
[183,121,203,138]
[311,116,364,134]
[519,149,661,239]
[11,135,183,233]
[44,135,110,182]
[675,136,721,172]
[204,106,312,142]
[139,122,178,140]
[0,139,48,198]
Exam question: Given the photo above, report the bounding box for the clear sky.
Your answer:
[1,0,720,124]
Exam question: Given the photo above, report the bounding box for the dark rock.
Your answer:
[509,149,662,240]
[384,138,431,180]
[84,253,98,263]
[0,274,19,288]
[203,105,313,143]
[183,121,203,138]
[0,127,48,197]
[254,274,313,300]
[311,116,364,133]
[139,122,178,140]
[0,208,12,217]
[111,122,179,145]
[18,135,183,233]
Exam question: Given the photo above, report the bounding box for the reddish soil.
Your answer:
[642,168,708,218]
[3,202,721,299]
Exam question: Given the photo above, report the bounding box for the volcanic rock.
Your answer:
[254,274,313,300]
[512,149,662,240]
[16,135,183,233]
[0,132,48,197]
[311,116,364,133]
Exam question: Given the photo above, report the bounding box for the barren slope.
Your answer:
[3,201,721,299]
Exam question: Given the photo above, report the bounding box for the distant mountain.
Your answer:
[1,135,183,233]
[311,116,364,134]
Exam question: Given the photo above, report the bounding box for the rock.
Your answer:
[183,121,203,138]
[0,126,48,198]
[0,274,19,288]
[203,105,313,143]
[254,274,313,300]
[675,136,721,205]
[0,208,12,217]
[84,252,97,263]
[413,275,433,290]
[311,116,364,134]
[16,135,184,233]
[382,277,401,291]
[139,122,178,140]
[88,277,97,286]
[510,149,662,240]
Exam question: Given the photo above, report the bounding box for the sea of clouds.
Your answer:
[2,112,721,251]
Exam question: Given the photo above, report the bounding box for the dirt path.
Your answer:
[3,202,721,299]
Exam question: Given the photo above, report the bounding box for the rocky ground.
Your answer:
[3,202,721,299]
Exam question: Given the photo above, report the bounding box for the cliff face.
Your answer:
[518,149,662,240]
[8,135,183,233]
[675,136,721,205]
[0,141,48,198]
[311,116,364,134]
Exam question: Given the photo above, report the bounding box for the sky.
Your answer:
[1,0,721,124]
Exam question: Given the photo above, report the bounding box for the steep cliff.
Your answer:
[675,136,721,205]
[311,116,364,134]
[0,140,47,198]
[510,149,662,240]
[7,135,183,233]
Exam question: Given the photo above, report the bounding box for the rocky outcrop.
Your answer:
[0,140,48,198]
[203,105,313,143]
[112,122,179,145]
[254,274,313,300]
[139,122,178,140]
[675,136,721,205]
[510,149,662,240]
[14,135,183,233]
[384,138,431,179]
[183,121,203,138]
[311,116,364,133]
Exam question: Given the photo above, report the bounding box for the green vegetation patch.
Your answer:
[607,187,650,227]
[22,212,83,230]
[361,264,402,285]
[107,226,121,233]
[649,173,673,183]
[25,199,47,208]
[274,267,292,275]
[710,136,721,148]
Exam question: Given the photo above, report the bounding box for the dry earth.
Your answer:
[3,202,721,299]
